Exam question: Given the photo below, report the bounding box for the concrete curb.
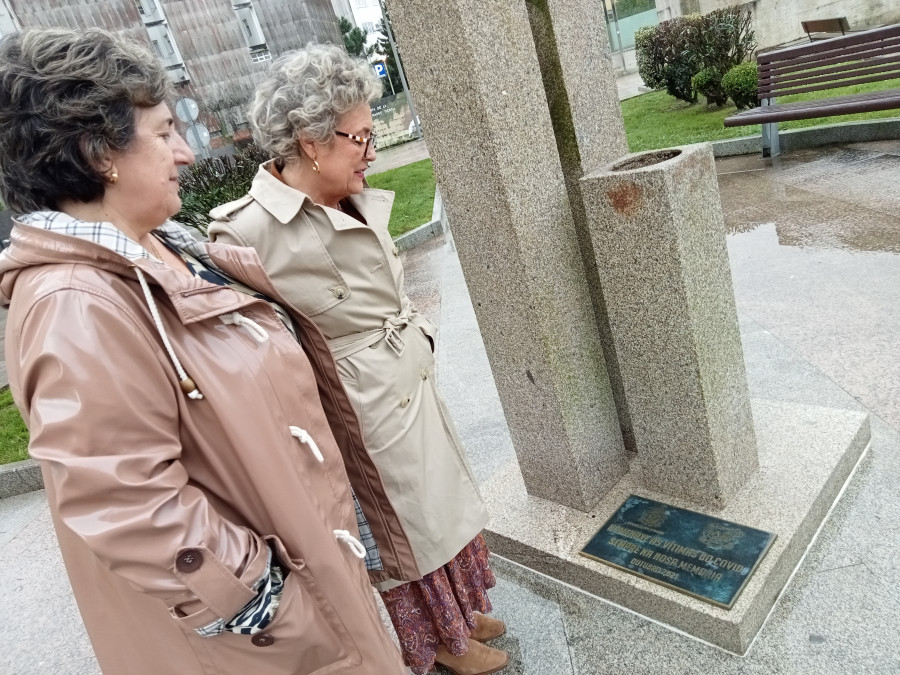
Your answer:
[393,186,445,252]
[712,117,900,157]
[0,380,42,499]
[0,458,42,499]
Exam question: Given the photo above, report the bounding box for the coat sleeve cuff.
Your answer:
[170,538,270,627]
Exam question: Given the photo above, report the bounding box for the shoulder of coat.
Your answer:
[208,194,255,223]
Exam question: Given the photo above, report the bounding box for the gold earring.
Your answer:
[109,170,119,184]
[312,159,320,174]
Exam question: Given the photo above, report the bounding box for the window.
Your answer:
[146,23,183,67]
[233,4,267,51]
[167,65,190,84]
[250,49,272,63]
[135,0,163,24]
[362,21,374,33]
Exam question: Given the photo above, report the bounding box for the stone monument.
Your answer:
[385,0,870,654]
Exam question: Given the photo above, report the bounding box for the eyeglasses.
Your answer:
[334,130,377,156]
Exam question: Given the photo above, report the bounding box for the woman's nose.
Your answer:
[175,132,195,165]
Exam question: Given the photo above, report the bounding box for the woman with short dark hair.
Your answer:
[0,27,406,675]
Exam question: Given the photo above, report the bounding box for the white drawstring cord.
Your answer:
[333,530,367,559]
[289,426,324,463]
[220,312,269,343]
[135,268,203,400]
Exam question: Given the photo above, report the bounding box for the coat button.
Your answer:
[392,246,399,257]
[176,549,203,573]
[400,396,411,408]
[331,287,346,299]
[420,369,429,380]
[251,633,275,647]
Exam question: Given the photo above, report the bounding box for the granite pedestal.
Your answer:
[482,399,870,654]
[582,144,758,508]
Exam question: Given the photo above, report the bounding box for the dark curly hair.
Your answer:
[0,27,170,213]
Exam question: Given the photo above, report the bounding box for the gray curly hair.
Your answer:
[248,43,382,161]
[0,27,170,213]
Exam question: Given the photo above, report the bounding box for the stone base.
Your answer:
[482,399,870,654]
[0,458,42,500]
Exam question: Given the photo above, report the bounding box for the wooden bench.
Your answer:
[801,17,850,42]
[724,24,900,157]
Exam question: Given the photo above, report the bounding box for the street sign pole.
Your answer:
[175,96,209,160]
[373,61,395,96]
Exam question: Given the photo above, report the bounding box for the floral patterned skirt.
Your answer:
[380,534,496,675]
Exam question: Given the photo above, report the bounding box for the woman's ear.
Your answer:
[79,134,116,179]
[297,137,317,163]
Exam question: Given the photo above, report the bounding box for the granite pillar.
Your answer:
[581,144,758,508]
[525,0,637,451]
[385,0,627,510]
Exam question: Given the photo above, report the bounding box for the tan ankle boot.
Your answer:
[434,638,509,675]
[470,612,506,642]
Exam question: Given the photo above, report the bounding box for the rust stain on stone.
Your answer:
[606,182,642,216]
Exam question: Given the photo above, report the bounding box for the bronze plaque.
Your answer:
[580,495,776,609]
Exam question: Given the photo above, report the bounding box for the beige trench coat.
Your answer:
[0,223,409,674]
[209,164,489,589]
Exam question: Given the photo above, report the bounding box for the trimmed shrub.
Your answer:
[635,25,665,91]
[655,13,704,104]
[176,144,271,233]
[698,7,756,76]
[722,61,759,110]
[635,5,756,106]
[691,67,728,107]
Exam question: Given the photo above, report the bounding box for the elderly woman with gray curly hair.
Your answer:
[0,27,409,674]
[208,44,508,675]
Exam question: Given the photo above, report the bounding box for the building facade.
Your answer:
[0,0,343,146]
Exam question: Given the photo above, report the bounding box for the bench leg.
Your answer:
[760,98,780,158]
[761,119,780,158]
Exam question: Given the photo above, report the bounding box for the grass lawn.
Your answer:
[0,388,28,465]
[367,158,436,238]
[622,77,900,152]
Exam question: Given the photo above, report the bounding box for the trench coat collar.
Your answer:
[248,162,395,233]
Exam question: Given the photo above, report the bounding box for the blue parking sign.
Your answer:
[373,62,387,78]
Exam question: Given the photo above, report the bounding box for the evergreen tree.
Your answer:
[339,16,372,60]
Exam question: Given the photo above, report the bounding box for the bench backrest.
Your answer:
[758,23,900,100]
[801,17,850,38]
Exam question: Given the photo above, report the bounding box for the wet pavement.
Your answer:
[720,141,900,432]
[3,137,900,673]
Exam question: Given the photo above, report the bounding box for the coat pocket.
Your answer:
[409,313,437,353]
[277,213,351,317]
[175,538,360,675]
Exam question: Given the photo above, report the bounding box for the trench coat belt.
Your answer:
[326,309,412,361]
